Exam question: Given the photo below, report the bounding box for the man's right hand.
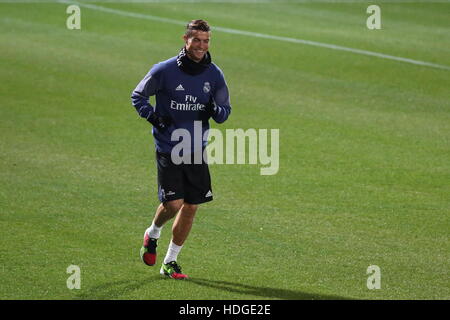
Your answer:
[147,113,172,131]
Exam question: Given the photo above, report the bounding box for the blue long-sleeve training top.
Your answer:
[131,56,231,154]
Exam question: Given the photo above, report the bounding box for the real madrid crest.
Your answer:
[203,82,211,93]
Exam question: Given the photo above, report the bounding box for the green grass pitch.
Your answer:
[0,0,449,300]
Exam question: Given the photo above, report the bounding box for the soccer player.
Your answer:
[131,20,231,279]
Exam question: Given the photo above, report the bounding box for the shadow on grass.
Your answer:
[188,278,351,300]
[74,276,351,300]
[75,275,164,300]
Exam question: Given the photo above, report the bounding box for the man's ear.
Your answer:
[182,34,188,43]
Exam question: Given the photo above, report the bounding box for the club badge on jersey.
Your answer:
[203,82,211,93]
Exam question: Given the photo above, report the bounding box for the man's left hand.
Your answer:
[201,96,217,121]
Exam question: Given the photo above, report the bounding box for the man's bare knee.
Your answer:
[163,199,184,217]
[181,203,198,218]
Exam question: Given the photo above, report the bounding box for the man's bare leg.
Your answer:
[172,203,198,246]
[141,199,183,266]
[160,203,198,279]
[153,199,184,228]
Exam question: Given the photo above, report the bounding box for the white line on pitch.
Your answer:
[56,0,450,71]
[4,1,450,3]
[3,0,450,3]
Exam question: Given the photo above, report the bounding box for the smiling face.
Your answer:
[183,30,210,63]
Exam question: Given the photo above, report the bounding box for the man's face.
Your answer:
[184,30,210,62]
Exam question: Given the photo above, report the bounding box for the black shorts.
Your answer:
[156,151,213,205]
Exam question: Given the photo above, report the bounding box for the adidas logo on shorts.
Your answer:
[205,190,212,198]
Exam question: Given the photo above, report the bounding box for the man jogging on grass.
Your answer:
[131,20,231,279]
